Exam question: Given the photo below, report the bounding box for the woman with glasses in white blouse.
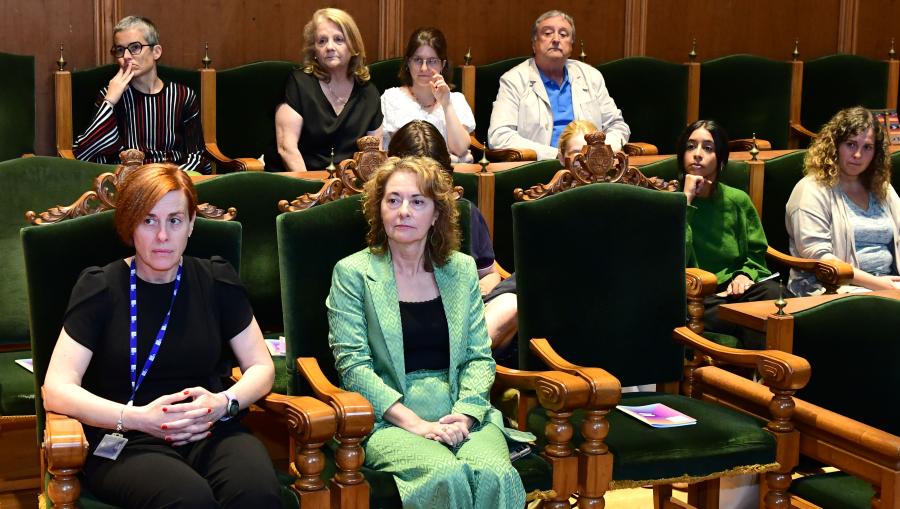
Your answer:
[381,27,475,162]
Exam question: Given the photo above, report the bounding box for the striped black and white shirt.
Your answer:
[73,81,211,174]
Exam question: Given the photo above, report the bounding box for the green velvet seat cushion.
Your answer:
[699,55,792,148]
[215,61,295,161]
[597,57,687,153]
[491,160,563,270]
[473,56,528,144]
[801,54,889,134]
[272,354,289,395]
[0,349,36,415]
[318,438,552,509]
[789,471,874,509]
[0,51,35,160]
[195,172,325,335]
[527,392,775,485]
[701,331,740,348]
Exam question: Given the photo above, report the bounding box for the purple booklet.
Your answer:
[616,403,696,428]
[265,337,286,357]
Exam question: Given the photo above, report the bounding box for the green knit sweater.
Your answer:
[686,183,772,285]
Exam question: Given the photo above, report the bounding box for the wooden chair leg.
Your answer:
[287,397,336,508]
[688,478,720,509]
[654,485,673,509]
[330,434,369,509]
[578,408,612,508]
[544,409,579,509]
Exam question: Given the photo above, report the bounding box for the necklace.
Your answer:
[407,87,436,110]
[324,79,350,106]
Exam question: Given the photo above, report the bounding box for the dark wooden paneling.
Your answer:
[645,0,841,63]
[0,0,96,156]
[120,0,381,69]
[856,0,900,60]
[403,0,626,66]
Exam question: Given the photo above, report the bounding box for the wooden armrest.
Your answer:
[204,143,264,172]
[622,142,658,156]
[789,122,817,140]
[486,148,537,162]
[230,366,296,415]
[57,149,75,159]
[284,396,338,446]
[297,357,374,438]
[729,138,772,151]
[694,366,900,465]
[44,411,88,470]
[672,326,810,391]
[495,365,590,412]
[765,246,854,292]
[529,338,621,408]
[494,261,511,279]
[686,267,718,299]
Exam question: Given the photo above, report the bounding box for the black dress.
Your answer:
[266,68,383,170]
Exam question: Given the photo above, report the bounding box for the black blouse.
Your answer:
[63,256,253,448]
[399,296,451,373]
[271,69,383,170]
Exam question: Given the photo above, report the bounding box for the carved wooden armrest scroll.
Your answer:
[26,150,236,224]
[279,136,388,212]
[43,410,89,509]
[513,132,678,201]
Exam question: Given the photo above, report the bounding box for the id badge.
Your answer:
[94,432,128,460]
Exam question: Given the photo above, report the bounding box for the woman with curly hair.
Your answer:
[326,156,531,509]
[786,106,900,295]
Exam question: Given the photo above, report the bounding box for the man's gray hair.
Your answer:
[114,16,160,46]
[531,10,576,42]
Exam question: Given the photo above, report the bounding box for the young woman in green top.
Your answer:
[678,120,783,347]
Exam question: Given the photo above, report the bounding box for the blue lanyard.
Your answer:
[128,259,182,405]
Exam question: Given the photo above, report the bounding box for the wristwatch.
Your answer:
[222,390,239,420]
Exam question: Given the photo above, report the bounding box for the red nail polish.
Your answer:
[161,424,168,430]
[165,436,172,442]
[207,408,212,414]
[183,390,190,395]
[162,407,167,413]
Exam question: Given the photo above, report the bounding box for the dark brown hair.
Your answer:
[398,27,453,87]
[387,120,453,174]
[362,156,459,270]
[114,163,197,246]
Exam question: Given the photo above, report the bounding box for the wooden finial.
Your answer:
[749,133,760,161]
[889,38,896,60]
[464,47,472,66]
[792,38,800,61]
[478,143,489,173]
[326,147,336,177]
[56,44,67,71]
[201,42,212,69]
[774,283,787,315]
[580,42,587,62]
[688,38,697,62]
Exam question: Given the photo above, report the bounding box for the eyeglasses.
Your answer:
[110,42,153,58]
[409,57,444,69]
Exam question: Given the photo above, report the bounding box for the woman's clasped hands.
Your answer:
[125,387,228,446]
[411,412,474,447]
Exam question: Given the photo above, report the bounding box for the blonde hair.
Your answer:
[302,8,370,83]
[557,120,599,157]
[362,157,459,270]
[804,106,892,200]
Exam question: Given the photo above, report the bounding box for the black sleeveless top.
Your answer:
[399,296,450,373]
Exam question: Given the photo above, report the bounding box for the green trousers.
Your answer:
[364,369,525,509]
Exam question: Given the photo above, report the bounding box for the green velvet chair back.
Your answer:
[513,183,687,383]
[22,211,241,440]
[640,157,751,193]
[215,61,295,161]
[801,54,890,134]
[70,64,200,142]
[597,57,688,153]
[890,149,900,192]
[473,56,529,144]
[278,194,472,394]
[700,54,792,148]
[760,150,807,254]
[493,160,563,270]
[0,52,35,160]
[790,295,900,435]
[0,157,113,347]
[195,172,325,335]
[451,171,478,203]
[367,57,403,95]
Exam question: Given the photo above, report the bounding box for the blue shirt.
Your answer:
[841,190,897,276]
[538,66,574,147]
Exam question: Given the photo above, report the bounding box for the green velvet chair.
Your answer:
[212,61,296,170]
[800,54,893,136]
[491,159,563,270]
[511,183,810,508]
[367,57,404,95]
[691,295,900,509]
[472,56,529,145]
[891,149,900,192]
[0,51,35,160]
[759,150,806,255]
[22,210,335,508]
[700,55,793,148]
[277,193,590,508]
[597,57,688,154]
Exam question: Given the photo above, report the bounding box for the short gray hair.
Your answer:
[531,10,576,43]
[114,16,159,46]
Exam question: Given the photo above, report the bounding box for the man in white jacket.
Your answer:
[488,10,630,159]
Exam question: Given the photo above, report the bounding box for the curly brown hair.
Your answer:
[362,156,459,270]
[301,8,371,83]
[804,106,892,200]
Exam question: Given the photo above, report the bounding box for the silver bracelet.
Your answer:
[115,404,127,433]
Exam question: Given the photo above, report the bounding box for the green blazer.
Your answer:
[327,248,523,438]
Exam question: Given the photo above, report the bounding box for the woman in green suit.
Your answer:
[326,156,529,509]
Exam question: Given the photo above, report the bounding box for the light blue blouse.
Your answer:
[841,190,897,277]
